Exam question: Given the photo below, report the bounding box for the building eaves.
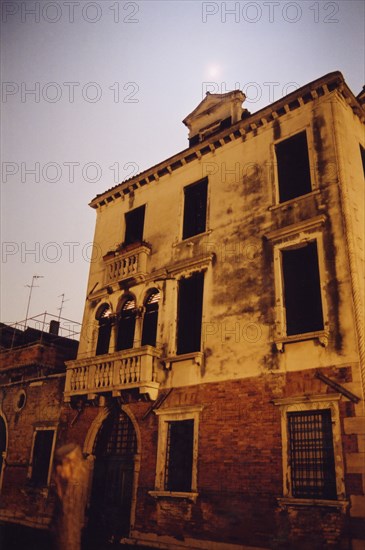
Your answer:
[90,71,364,209]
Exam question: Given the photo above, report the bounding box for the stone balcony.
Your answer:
[64,345,161,401]
[103,243,151,286]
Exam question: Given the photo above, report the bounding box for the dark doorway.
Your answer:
[85,408,137,548]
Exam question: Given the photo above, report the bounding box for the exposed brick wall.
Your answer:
[36,365,362,548]
[119,368,357,548]
[0,376,64,527]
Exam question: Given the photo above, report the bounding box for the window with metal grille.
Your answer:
[30,430,55,487]
[282,241,324,335]
[116,297,136,351]
[141,290,160,347]
[276,131,312,202]
[288,409,337,500]
[165,420,194,492]
[182,178,208,239]
[177,272,204,355]
[124,205,145,246]
[94,410,137,459]
[96,305,112,356]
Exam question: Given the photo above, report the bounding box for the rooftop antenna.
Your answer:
[57,293,70,321]
[24,275,44,329]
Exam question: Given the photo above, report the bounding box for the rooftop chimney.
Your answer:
[49,320,60,335]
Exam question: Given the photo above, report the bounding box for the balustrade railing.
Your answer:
[65,346,160,401]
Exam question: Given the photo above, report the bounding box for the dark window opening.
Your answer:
[30,430,54,487]
[282,242,324,335]
[182,179,208,239]
[177,272,204,355]
[96,305,112,356]
[141,291,160,347]
[360,145,365,178]
[124,205,145,246]
[288,409,337,499]
[165,420,194,492]
[276,131,312,202]
[116,297,136,351]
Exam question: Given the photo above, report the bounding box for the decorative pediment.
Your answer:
[183,90,246,141]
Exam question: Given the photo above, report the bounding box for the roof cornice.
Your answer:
[90,71,364,210]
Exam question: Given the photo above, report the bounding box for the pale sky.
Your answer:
[1,0,364,327]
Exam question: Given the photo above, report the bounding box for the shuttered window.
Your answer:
[183,179,208,239]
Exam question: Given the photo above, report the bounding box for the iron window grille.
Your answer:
[165,419,194,492]
[288,409,337,500]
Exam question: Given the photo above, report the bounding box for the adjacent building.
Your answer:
[60,71,363,549]
[0,315,79,546]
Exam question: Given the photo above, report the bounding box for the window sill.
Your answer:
[269,189,321,211]
[165,351,204,369]
[274,330,328,352]
[277,497,349,512]
[173,230,212,247]
[148,490,199,503]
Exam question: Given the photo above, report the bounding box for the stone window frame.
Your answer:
[149,405,203,502]
[274,394,347,508]
[266,216,329,351]
[28,426,57,488]
[272,126,318,207]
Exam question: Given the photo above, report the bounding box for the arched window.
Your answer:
[141,290,160,347]
[96,305,112,356]
[116,297,136,351]
[0,416,7,483]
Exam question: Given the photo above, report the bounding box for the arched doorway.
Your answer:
[86,407,137,547]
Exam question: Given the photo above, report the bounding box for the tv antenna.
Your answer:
[57,293,70,321]
[24,275,44,328]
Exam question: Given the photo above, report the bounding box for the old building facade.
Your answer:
[0,316,79,547]
[62,71,365,549]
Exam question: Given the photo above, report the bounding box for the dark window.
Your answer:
[288,410,336,499]
[124,205,145,246]
[276,132,312,202]
[360,145,365,178]
[282,242,324,335]
[0,417,6,481]
[141,291,160,347]
[116,297,136,351]
[96,305,112,356]
[177,272,204,354]
[165,420,194,492]
[183,179,208,239]
[31,430,54,487]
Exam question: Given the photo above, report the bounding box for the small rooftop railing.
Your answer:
[0,312,81,352]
